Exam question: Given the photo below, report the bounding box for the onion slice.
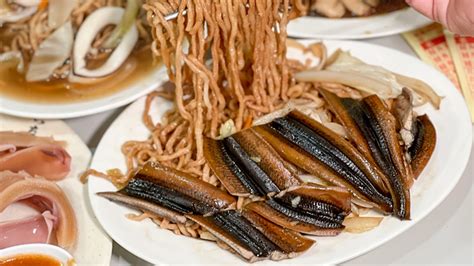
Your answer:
[73,7,138,78]
[26,21,73,82]
[296,50,442,109]
[102,0,141,49]
[48,0,76,29]
[343,216,383,233]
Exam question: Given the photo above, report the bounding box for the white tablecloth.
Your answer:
[65,35,473,265]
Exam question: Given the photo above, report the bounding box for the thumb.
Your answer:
[406,0,449,26]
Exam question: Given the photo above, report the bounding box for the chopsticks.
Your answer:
[164,9,187,21]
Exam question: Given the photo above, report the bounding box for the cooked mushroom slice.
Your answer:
[391,88,417,150]
[409,115,436,178]
[97,192,187,224]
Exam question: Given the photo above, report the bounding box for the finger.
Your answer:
[406,0,435,19]
[406,0,449,25]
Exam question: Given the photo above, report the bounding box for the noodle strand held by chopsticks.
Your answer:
[82,0,324,238]
[139,0,311,175]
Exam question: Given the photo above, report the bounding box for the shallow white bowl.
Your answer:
[0,66,167,120]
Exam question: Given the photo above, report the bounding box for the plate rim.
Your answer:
[287,8,431,40]
[87,40,473,265]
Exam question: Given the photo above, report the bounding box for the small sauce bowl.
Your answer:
[0,244,75,266]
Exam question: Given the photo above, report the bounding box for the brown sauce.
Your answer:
[0,49,161,103]
[0,254,62,266]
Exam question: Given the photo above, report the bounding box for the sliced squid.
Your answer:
[73,7,138,78]
[0,0,37,25]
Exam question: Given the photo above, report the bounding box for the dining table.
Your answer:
[65,34,473,265]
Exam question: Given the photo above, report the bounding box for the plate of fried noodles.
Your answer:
[0,0,166,119]
[82,1,471,264]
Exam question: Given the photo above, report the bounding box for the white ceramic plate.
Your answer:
[87,40,472,265]
[0,67,167,120]
[0,114,113,265]
[288,8,431,39]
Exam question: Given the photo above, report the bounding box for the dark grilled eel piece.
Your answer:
[255,125,379,206]
[409,115,436,178]
[204,137,260,197]
[321,91,413,219]
[360,96,412,219]
[101,162,316,262]
[245,200,345,236]
[97,191,187,224]
[119,162,236,215]
[188,210,315,262]
[266,111,393,212]
[242,183,351,236]
[205,129,301,197]
[275,185,352,224]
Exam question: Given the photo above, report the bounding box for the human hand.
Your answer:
[406,0,474,36]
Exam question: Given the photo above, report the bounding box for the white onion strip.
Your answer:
[73,7,138,78]
[26,21,73,82]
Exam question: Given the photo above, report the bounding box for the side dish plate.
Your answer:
[0,114,113,265]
